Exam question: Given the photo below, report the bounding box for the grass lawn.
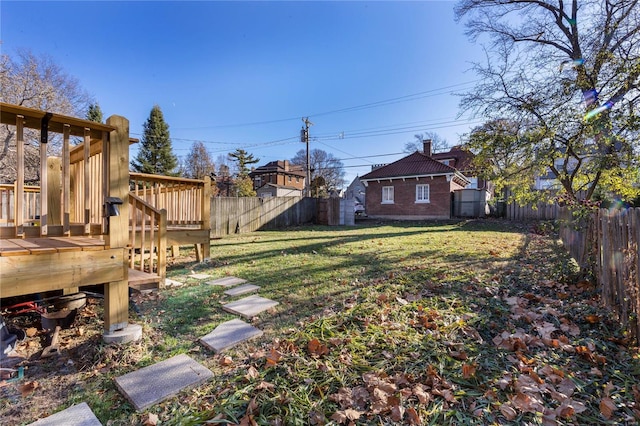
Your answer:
[2,220,639,425]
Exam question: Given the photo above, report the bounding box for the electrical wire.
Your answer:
[171,80,479,130]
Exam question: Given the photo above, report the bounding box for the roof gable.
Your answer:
[250,160,305,177]
[360,151,457,180]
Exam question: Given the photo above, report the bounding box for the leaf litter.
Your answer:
[2,222,639,425]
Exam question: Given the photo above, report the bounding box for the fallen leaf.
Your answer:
[219,356,233,366]
[245,366,259,381]
[413,384,431,404]
[500,403,517,420]
[600,397,616,419]
[585,314,601,324]
[19,381,39,397]
[143,413,159,426]
[344,408,362,420]
[255,381,275,391]
[266,348,282,366]
[390,403,405,422]
[25,327,38,337]
[308,338,329,357]
[462,363,477,379]
[406,407,421,425]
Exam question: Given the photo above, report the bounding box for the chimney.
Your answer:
[283,160,289,171]
[423,139,432,156]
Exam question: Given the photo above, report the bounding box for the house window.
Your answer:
[255,177,262,187]
[382,186,394,204]
[288,175,292,182]
[416,184,430,203]
[440,159,451,166]
[466,177,478,189]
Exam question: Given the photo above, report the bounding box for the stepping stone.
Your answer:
[164,278,184,288]
[28,402,102,426]
[188,273,210,280]
[200,319,263,353]
[224,284,260,297]
[206,276,247,287]
[114,354,213,411]
[222,295,279,318]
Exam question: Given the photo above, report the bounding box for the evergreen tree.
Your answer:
[228,148,259,177]
[86,103,104,123]
[131,105,179,176]
[233,176,256,197]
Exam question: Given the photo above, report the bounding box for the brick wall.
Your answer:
[365,176,461,219]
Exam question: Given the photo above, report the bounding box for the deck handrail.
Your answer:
[129,193,167,283]
[0,184,41,226]
[129,172,211,228]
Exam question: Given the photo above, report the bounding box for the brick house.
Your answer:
[249,160,306,197]
[360,141,471,219]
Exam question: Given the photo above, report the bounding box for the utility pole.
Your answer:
[301,117,313,197]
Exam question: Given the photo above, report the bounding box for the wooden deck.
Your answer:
[0,237,125,299]
[0,237,161,293]
[0,236,106,256]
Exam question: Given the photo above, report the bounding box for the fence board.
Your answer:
[210,197,317,237]
[559,207,640,344]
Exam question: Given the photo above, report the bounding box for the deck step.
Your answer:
[200,319,263,353]
[128,268,160,291]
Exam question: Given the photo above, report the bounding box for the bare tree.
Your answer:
[456,0,640,203]
[0,50,93,182]
[291,148,346,197]
[404,132,449,154]
[183,141,216,179]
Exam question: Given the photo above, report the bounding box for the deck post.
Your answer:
[103,115,140,343]
[202,176,212,260]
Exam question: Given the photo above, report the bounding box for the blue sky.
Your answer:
[1,1,485,185]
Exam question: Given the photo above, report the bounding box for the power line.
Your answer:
[170,80,479,130]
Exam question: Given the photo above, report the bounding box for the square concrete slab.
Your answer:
[114,354,213,411]
[28,402,102,426]
[200,319,263,353]
[223,284,260,297]
[206,276,247,287]
[188,273,211,280]
[164,278,184,287]
[221,295,279,318]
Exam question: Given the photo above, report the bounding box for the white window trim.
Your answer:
[382,186,394,204]
[415,184,430,203]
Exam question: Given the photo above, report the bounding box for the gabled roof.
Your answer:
[257,183,302,191]
[250,160,305,177]
[360,151,458,180]
[431,146,474,172]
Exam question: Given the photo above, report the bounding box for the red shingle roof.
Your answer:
[360,151,456,180]
[431,146,474,172]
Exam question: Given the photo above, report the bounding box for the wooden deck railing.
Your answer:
[129,173,210,228]
[0,102,114,238]
[129,193,167,282]
[0,184,41,226]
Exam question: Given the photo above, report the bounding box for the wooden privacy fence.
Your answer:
[559,207,640,343]
[210,196,317,237]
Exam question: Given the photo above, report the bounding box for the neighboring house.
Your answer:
[256,183,303,198]
[345,176,366,204]
[360,140,472,220]
[249,160,306,196]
